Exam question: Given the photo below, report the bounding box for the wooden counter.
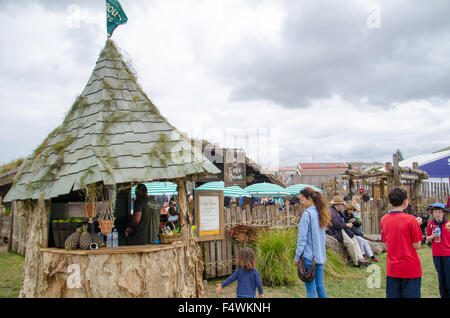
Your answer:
[40,243,185,255]
[38,241,196,298]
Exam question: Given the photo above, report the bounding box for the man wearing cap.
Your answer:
[125,184,160,245]
[381,187,423,298]
[426,202,450,298]
[327,196,369,267]
[359,188,371,202]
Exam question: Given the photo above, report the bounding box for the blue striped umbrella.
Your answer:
[244,182,289,197]
[285,184,325,194]
[131,182,178,196]
[195,181,251,197]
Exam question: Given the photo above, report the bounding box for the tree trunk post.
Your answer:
[176,178,204,297]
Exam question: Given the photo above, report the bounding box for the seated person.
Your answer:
[344,202,363,236]
[327,196,370,267]
[160,202,169,215]
[344,202,380,263]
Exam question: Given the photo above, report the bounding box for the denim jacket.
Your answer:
[295,206,327,264]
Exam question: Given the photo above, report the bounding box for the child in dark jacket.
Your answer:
[216,246,264,298]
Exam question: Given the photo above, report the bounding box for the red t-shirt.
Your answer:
[380,211,423,278]
[427,219,450,256]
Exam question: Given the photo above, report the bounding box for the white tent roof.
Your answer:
[399,150,450,168]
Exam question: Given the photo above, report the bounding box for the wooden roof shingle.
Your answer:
[5,40,219,201]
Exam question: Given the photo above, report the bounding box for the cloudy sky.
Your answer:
[1,0,449,169]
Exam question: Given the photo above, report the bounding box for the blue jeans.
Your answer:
[304,258,327,298]
[433,256,450,298]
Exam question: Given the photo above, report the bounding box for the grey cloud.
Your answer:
[212,0,450,109]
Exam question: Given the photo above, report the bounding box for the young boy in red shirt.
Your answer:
[380,187,423,298]
[426,202,450,298]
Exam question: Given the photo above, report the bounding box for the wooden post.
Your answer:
[393,153,401,187]
[176,178,204,297]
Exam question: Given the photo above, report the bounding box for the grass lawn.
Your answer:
[0,244,441,298]
[0,247,24,298]
[205,245,441,298]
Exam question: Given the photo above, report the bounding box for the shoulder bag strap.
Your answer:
[308,211,314,261]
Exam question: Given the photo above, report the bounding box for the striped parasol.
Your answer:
[195,181,251,197]
[244,182,289,197]
[131,182,178,197]
[285,184,325,195]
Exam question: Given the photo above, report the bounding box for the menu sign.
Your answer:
[199,196,220,234]
[194,190,224,241]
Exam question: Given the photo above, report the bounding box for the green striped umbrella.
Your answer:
[244,182,289,197]
[195,181,251,197]
[285,184,325,194]
[131,182,178,197]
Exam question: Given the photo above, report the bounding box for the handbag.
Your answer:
[297,211,316,282]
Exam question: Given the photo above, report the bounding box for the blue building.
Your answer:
[400,148,450,202]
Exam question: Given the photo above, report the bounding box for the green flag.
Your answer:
[106,0,128,38]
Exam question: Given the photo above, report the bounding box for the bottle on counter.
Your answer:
[106,232,113,248]
[112,228,119,247]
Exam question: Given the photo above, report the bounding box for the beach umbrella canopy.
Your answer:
[195,181,251,197]
[244,182,289,197]
[285,184,325,194]
[131,182,178,197]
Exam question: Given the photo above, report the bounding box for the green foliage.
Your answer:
[254,227,360,287]
[254,227,298,287]
[0,158,24,175]
[395,148,404,161]
[52,218,87,223]
[324,249,359,281]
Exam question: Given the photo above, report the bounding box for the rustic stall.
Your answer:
[343,153,429,233]
[4,39,220,298]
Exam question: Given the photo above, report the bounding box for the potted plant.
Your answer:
[83,183,102,224]
[98,199,115,235]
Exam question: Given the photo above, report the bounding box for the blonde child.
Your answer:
[216,246,264,298]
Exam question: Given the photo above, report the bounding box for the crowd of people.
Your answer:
[131,183,449,299]
[217,187,449,299]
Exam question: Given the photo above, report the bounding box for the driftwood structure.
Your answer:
[344,153,429,212]
[4,40,220,298]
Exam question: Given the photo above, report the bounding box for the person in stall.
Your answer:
[125,183,160,245]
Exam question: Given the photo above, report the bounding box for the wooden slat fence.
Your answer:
[360,200,384,235]
[420,181,449,204]
[200,202,304,279]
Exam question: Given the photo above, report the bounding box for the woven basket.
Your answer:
[160,233,183,244]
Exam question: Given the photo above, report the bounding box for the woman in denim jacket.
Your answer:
[293,187,331,298]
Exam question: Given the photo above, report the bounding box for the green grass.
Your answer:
[0,249,24,298]
[206,245,441,298]
[0,244,441,298]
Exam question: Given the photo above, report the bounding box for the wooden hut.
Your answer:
[4,40,220,298]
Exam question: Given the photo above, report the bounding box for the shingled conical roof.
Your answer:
[5,40,220,201]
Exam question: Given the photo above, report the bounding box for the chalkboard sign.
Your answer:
[224,149,246,188]
[194,190,224,242]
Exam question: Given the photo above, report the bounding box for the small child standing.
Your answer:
[216,246,264,298]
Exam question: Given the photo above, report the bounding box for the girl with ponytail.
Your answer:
[293,187,331,298]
